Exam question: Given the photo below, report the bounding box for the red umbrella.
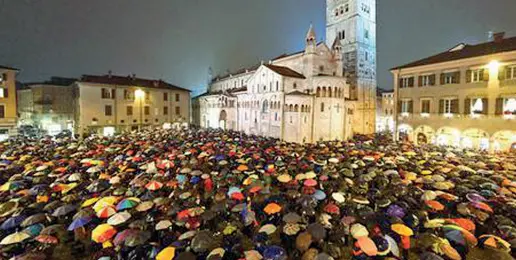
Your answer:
[304,179,317,187]
[324,204,340,215]
[35,235,59,244]
[145,181,163,191]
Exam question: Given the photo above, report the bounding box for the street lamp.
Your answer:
[135,89,145,131]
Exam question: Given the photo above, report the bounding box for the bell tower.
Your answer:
[326,0,377,134]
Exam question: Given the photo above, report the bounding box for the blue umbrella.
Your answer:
[0,215,26,230]
[176,174,187,184]
[227,187,241,196]
[67,216,92,231]
[23,223,44,237]
[190,176,200,184]
[263,245,287,260]
[29,184,48,194]
[445,230,466,246]
[312,190,326,201]
[386,204,406,219]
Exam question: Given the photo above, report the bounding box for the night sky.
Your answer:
[1,0,515,96]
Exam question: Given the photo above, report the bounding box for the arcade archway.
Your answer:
[219,110,227,130]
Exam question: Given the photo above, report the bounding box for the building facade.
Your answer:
[18,77,76,135]
[392,33,516,151]
[74,74,190,137]
[376,89,394,133]
[0,65,18,137]
[193,0,377,142]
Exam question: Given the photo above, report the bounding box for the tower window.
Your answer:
[340,7,343,14]
[365,30,369,39]
[345,4,349,12]
[341,30,345,40]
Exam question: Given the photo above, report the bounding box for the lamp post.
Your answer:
[134,89,145,131]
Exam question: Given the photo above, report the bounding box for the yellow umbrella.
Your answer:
[305,171,316,179]
[93,196,119,212]
[82,197,100,208]
[391,223,414,236]
[277,174,292,183]
[237,165,248,171]
[156,247,176,260]
[61,182,78,194]
[91,224,117,243]
[0,232,31,245]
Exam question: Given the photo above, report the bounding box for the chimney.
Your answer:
[131,73,136,79]
[108,70,112,78]
[487,31,494,41]
[493,32,505,43]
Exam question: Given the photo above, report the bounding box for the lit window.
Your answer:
[401,100,412,115]
[471,98,483,114]
[421,100,431,114]
[105,105,112,116]
[0,88,5,98]
[470,69,483,83]
[504,98,516,114]
[144,106,150,115]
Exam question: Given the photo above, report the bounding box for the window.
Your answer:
[419,74,435,86]
[163,92,168,101]
[506,66,516,79]
[365,52,368,61]
[471,69,482,82]
[345,4,349,12]
[126,106,133,116]
[399,77,414,88]
[175,94,180,102]
[441,71,460,84]
[421,100,431,114]
[504,98,516,115]
[440,99,459,114]
[124,90,134,100]
[339,30,345,40]
[319,65,324,72]
[101,88,114,99]
[365,30,369,39]
[0,88,7,98]
[105,105,112,116]
[276,81,279,91]
[144,106,150,115]
[145,91,150,101]
[321,102,325,112]
[469,98,486,115]
[0,105,4,118]
[262,100,269,113]
[0,73,7,82]
[293,83,297,89]
[245,112,248,120]
[400,100,413,114]
[175,106,180,115]
[275,112,278,121]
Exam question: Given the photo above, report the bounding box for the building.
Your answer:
[193,0,377,142]
[0,65,19,137]
[74,74,190,136]
[391,32,516,151]
[376,89,394,133]
[18,77,77,135]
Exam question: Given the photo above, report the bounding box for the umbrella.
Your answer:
[21,213,47,227]
[35,234,59,244]
[116,198,140,211]
[0,201,19,217]
[113,229,138,246]
[40,224,65,236]
[1,215,26,230]
[52,204,77,217]
[155,220,172,230]
[0,232,31,245]
[97,206,117,219]
[67,216,92,231]
[136,201,154,212]
[263,245,287,260]
[124,230,151,247]
[156,247,176,260]
[426,200,445,211]
[264,203,281,215]
[259,224,277,235]
[282,212,301,223]
[350,223,369,239]
[479,235,511,251]
[391,223,413,236]
[357,236,378,256]
[91,224,117,243]
[145,180,163,191]
[107,211,131,226]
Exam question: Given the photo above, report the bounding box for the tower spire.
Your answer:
[305,23,317,54]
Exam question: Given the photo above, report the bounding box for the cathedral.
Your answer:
[192,0,377,143]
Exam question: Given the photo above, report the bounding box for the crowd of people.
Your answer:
[0,128,514,260]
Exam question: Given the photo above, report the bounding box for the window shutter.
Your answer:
[2,73,7,82]
[4,88,7,98]
[418,76,423,87]
[499,66,507,80]
[451,99,459,113]
[482,69,489,81]
[495,98,504,115]
[440,73,445,85]
[111,89,116,99]
[482,98,488,115]
[464,98,471,115]
[454,71,461,84]
[397,101,402,113]
[466,70,472,83]
[408,100,413,113]
[430,74,436,86]
[398,78,403,88]
[439,99,444,114]
[408,77,414,88]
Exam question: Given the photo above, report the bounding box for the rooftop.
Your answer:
[391,34,516,70]
[264,64,306,79]
[0,65,19,71]
[79,74,190,92]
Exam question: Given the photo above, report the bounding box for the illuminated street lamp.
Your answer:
[135,89,145,131]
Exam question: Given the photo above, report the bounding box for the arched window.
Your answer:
[294,104,299,112]
[329,87,332,97]
[316,87,321,97]
[262,100,269,113]
[289,104,293,112]
[276,81,279,91]
[322,87,327,97]
[321,102,325,112]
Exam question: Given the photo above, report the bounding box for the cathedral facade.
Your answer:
[192,0,377,143]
